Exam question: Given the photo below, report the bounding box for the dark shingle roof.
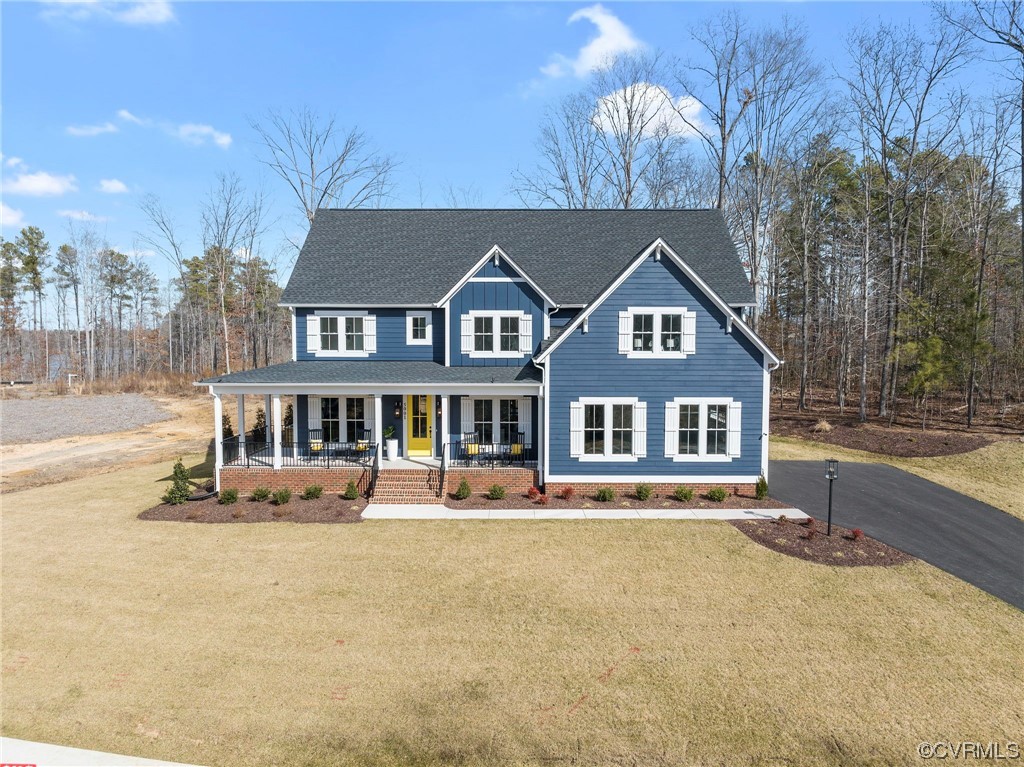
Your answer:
[199,360,541,386]
[281,209,753,307]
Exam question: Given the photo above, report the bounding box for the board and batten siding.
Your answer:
[546,254,765,480]
[447,261,547,367]
[295,307,444,362]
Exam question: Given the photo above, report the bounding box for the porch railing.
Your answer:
[445,441,535,468]
[222,437,378,469]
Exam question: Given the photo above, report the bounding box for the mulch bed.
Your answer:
[139,494,367,524]
[445,490,789,511]
[771,414,992,458]
[730,517,915,567]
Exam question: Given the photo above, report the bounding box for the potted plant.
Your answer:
[383,425,399,461]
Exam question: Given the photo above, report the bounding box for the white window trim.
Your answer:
[465,310,531,359]
[667,397,736,463]
[406,311,433,346]
[460,396,533,444]
[575,396,641,463]
[309,310,372,359]
[620,306,696,359]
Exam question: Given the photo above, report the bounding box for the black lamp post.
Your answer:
[825,458,839,536]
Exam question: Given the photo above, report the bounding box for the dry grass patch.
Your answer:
[771,435,1024,521]
[2,456,1022,767]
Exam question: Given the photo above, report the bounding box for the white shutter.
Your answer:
[308,395,322,433]
[683,310,697,355]
[460,397,474,437]
[727,401,742,457]
[461,315,473,354]
[633,401,647,458]
[569,401,584,458]
[306,315,320,354]
[519,314,533,355]
[664,401,679,457]
[363,315,377,353]
[363,397,373,435]
[618,311,631,354]
[518,397,532,444]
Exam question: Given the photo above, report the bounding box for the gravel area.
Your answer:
[1,394,172,444]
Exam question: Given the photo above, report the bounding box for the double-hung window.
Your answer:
[570,398,647,461]
[345,398,365,443]
[319,317,339,352]
[406,311,433,346]
[345,317,364,352]
[306,312,375,357]
[461,397,532,447]
[499,399,519,444]
[461,311,532,358]
[619,307,696,358]
[473,399,494,443]
[665,398,741,461]
[321,397,341,442]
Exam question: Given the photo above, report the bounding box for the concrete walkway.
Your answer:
[0,737,205,767]
[770,460,1024,611]
[363,504,805,520]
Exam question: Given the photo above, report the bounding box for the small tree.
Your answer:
[342,480,359,500]
[755,476,769,500]
[162,458,191,505]
[253,406,266,433]
[454,477,471,500]
[222,413,234,439]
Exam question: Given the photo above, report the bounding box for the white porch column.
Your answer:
[440,395,449,460]
[236,394,246,459]
[213,391,224,491]
[264,394,272,443]
[272,394,283,469]
[372,393,383,467]
[537,392,545,489]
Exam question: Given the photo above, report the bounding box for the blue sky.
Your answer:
[2,0,938,286]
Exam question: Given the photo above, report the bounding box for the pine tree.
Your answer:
[162,458,192,505]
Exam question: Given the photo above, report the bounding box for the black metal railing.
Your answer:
[222,438,378,469]
[438,442,448,498]
[445,441,535,468]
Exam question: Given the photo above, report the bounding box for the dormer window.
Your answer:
[619,307,696,359]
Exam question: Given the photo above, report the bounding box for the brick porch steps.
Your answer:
[371,468,443,504]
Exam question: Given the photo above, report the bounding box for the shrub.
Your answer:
[253,406,266,432]
[487,484,507,500]
[454,478,471,500]
[635,483,654,501]
[162,458,192,505]
[301,484,323,500]
[536,494,551,505]
[811,418,833,434]
[851,528,865,541]
[218,488,239,505]
[706,486,728,503]
[755,475,769,500]
[673,485,694,502]
[272,488,292,506]
[527,486,541,500]
[221,413,234,439]
[342,481,359,500]
[251,486,271,502]
[776,514,789,525]
[559,486,575,501]
[595,487,616,502]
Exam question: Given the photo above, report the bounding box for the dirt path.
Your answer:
[2,396,213,493]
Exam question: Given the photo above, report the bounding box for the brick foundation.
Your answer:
[544,482,757,497]
[220,466,371,495]
[443,468,539,495]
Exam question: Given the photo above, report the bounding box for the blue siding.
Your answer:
[547,255,764,479]
[550,308,579,328]
[295,308,444,362]
[448,279,547,366]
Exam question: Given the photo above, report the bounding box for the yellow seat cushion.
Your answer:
[510,443,523,456]
[356,441,370,452]
[310,440,323,453]
[466,443,479,455]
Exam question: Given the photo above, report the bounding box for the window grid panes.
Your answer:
[583,404,604,455]
[474,316,494,352]
[611,404,633,455]
[632,314,654,352]
[345,316,364,351]
[474,399,493,443]
[499,316,520,352]
[345,398,364,443]
[707,404,728,455]
[321,397,340,442]
[319,317,339,351]
[678,404,699,455]
[411,316,427,340]
[499,399,519,444]
[661,314,682,352]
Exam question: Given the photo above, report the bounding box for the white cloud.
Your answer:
[1,202,26,229]
[5,156,26,169]
[41,1,174,26]
[593,83,705,139]
[174,123,232,149]
[98,178,129,194]
[58,209,109,222]
[2,171,79,197]
[117,108,146,125]
[66,121,119,137]
[542,4,642,79]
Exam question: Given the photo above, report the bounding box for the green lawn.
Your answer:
[2,455,1021,766]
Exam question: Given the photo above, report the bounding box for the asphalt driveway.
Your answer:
[769,460,1024,611]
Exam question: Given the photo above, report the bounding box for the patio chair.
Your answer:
[309,429,324,461]
[461,433,482,466]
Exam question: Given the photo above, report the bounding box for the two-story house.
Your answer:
[200,209,781,503]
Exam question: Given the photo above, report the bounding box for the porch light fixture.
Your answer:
[825,458,839,536]
[394,400,402,419]
[436,400,443,417]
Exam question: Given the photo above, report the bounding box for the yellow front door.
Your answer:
[407,394,433,456]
